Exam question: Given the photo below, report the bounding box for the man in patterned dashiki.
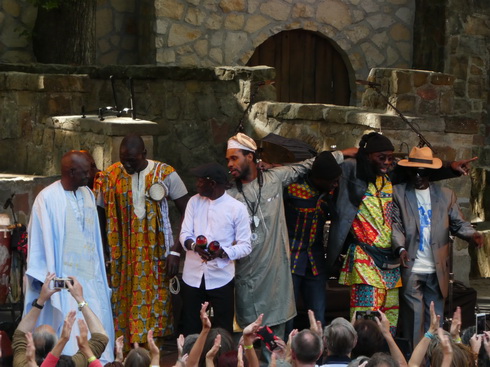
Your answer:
[337,132,401,333]
[284,151,342,329]
[328,132,475,334]
[95,134,189,350]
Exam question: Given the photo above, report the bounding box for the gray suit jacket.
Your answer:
[392,182,476,298]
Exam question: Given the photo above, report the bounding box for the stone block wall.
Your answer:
[0,64,275,186]
[0,0,36,63]
[155,0,414,81]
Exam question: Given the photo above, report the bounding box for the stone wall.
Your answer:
[155,0,414,79]
[0,64,275,183]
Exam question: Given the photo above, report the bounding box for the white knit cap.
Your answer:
[227,132,257,152]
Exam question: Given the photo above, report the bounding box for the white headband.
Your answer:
[227,133,257,152]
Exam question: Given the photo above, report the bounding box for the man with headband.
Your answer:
[225,132,346,341]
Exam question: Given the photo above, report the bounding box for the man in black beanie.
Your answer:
[284,151,342,330]
[327,131,477,335]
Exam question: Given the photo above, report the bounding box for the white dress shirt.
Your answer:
[180,192,252,289]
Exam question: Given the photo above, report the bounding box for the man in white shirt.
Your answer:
[392,146,483,348]
[180,162,252,335]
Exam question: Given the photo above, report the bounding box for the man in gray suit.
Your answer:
[392,146,483,348]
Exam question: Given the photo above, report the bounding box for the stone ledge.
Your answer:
[0,63,275,82]
[48,115,161,136]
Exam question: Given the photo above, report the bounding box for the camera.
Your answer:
[356,310,381,321]
[256,326,279,351]
[476,313,486,335]
[52,277,73,289]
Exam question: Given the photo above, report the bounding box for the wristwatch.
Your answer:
[78,301,88,311]
[32,298,44,310]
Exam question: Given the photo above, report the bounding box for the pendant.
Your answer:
[253,215,260,228]
[251,232,258,241]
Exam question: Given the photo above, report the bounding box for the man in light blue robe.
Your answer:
[24,151,114,363]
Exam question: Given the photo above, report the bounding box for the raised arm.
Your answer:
[47,310,76,358]
[408,301,440,367]
[375,311,407,367]
[66,277,106,336]
[17,273,59,333]
[186,302,212,367]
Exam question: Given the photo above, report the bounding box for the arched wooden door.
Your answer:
[247,30,351,105]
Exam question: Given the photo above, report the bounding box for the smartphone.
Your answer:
[256,326,278,351]
[356,310,381,321]
[476,313,486,335]
[52,277,73,289]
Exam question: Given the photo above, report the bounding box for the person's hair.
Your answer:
[56,355,76,367]
[352,319,386,358]
[199,328,235,367]
[32,328,57,365]
[365,352,399,367]
[461,326,476,346]
[240,149,257,162]
[217,350,249,367]
[324,317,357,356]
[348,356,371,367]
[104,363,124,367]
[430,342,475,367]
[183,333,199,355]
[124,348,151,367]
[291,329,323,363]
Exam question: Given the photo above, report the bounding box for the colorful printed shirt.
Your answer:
[339,175,401,290]
[284,176,331,277]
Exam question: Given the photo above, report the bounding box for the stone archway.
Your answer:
[246,29,351,106]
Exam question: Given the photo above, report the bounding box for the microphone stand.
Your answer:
[360,81,434,151]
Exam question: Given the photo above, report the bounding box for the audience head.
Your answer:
[104,363,124,367]
[352,319,386,358]
[291,329,323,364]
[200,328,235,367]
[217,350,249,367]
[60,151,91,191]
[124,347,151,367]
[430,342,475,367]
[56,355,76,367]
[324,317,357,357]
[32,324,57,365]
[310,151,342,193]
[348,356,371,367]
[182,333,199,356]
[365,352,399,367]
[120,134,148,175]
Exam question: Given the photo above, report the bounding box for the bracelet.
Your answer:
[425,331,435,339]
[190,242,196,251]
[87,356,96,362]
[169,251,181,257]
[243,344,254,350]
[454,336,462,343]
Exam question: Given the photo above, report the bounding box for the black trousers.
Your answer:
[181,277,235,336]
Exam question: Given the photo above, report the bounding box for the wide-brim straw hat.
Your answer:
[398,146,442,169]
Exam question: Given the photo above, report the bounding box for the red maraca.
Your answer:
[208,240,221,254]
[196,235,208,249]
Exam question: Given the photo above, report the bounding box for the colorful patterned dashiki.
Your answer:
[339,175,401,332]
[284,178,329,277]
[95,161,177,347]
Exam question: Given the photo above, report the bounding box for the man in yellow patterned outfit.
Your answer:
[95,134,189,349]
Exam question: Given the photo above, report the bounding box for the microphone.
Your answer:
[356,79,381,87]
